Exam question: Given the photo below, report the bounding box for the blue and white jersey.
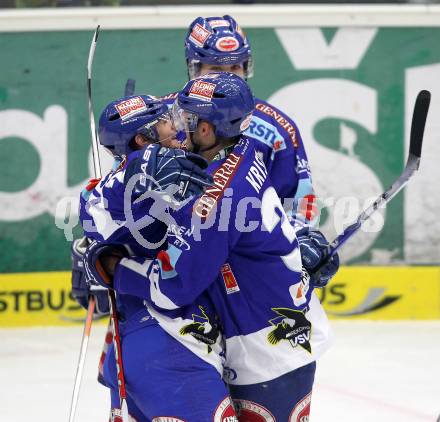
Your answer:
[79,155,167,323]
[79,154,167,256]
[160,93,318,228]
[111,137,331,385]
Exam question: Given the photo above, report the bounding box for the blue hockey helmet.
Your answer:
[172,72,255,140]
[98,95,170,157]
[184,15,254,79]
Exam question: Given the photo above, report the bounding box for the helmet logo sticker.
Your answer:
[189,23,211,47]
[215,37,240,52]
[239,113,253,132]
[189,80,216,102]
[115,96,147,121]
[208,19,230,28]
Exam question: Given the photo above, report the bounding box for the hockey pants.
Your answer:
[103,322,236,422]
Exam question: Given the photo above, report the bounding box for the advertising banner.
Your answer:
[1,27,439,273]
[1,267,439,327]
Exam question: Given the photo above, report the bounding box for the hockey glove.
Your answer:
[124,144,213,205]
[83,240,128,290]
[71,237,110,315]
[296,228,340,288]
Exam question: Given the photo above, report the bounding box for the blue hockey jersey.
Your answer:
[160,93,318,227]
[109,137,331,385]
[79,93,329,385]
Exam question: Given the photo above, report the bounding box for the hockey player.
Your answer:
[84,73,339,421]
[71,94,218,413]
[181,15,317,227]
[75,16,333,419]
[71,94,190,315]
[73,15,317,320]
[178,16,332,417]
[79,93,235,421]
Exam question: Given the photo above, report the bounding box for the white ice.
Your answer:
[1,321,439,421]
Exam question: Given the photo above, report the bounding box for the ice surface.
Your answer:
[1,321,439,421]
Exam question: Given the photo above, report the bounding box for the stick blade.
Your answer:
[95,25,100,42]
[124,78,136,96]
[409,89,430,158]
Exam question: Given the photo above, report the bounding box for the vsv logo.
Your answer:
[291,331,310,346]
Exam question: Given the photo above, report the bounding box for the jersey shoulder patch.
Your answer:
[244,114,287,153]
[253,98,299,149]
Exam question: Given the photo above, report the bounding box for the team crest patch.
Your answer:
[115,96,147,121]
[189,23,211,47]
[179,305,220,353]
[221,263,240,294]
[213,396,238,422]
[233,399,275,422]
[240,113,253,132]
[267,308,312,353]
[215,36,240,52]
[289,392,312,422]
[188,80,216,102]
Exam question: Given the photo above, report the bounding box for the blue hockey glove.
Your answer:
[83,240,128,290]
[296,228,340,288]
[124,144,213,204]
[71,236,110,315]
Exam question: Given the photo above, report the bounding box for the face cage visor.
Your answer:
[170,101,200,137]
[135,111,185,146]
[187,56,253,80]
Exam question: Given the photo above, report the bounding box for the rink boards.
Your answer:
[1,7,440,328]
[1,16,440,275]
[0,267,439,327]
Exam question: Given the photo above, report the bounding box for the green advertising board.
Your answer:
[1,25,440,273]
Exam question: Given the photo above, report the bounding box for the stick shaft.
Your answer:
[328,90,430,256]
[68,297,95,422]
[69,25,128,422]
[86,25,129,415]
[87,26,102,179]
[329,154,419,255]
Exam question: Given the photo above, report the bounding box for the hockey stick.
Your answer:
[67,26,102,422]
[68,25,129,422]
[87,26,102,180]
[124,78,136,96]
[316,89,430,274]
[68,293,95,422]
